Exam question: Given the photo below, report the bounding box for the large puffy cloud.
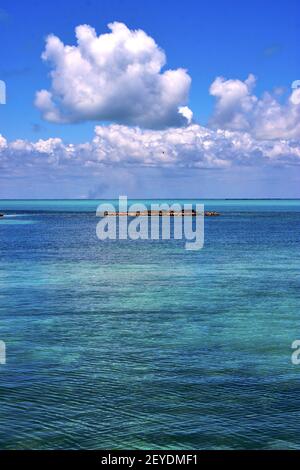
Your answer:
[1,125,299,179]
[209,74,257,132]
[35,22,192,129]
[210,75,300,139]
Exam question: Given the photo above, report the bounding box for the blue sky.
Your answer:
[0,0,299,198]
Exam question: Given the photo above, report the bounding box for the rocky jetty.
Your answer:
[204,211,220,216]
[101,210,220,217]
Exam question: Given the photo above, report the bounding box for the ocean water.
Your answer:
[0,199,300,450]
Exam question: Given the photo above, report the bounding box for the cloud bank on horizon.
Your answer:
[1,124,300,179]
[1,21,300,181]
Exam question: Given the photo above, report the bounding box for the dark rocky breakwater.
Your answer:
[204,211,220,216]
[101,210,220,217]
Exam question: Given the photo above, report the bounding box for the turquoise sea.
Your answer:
[0,199,299,449]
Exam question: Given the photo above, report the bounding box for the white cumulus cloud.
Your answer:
[210,75,300,140]
[35,22,192,129]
